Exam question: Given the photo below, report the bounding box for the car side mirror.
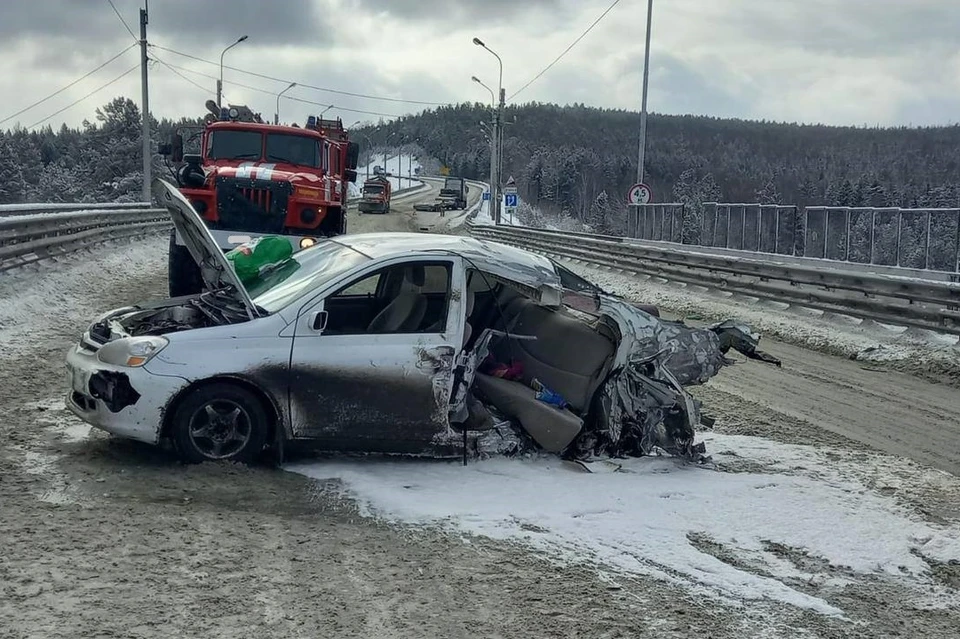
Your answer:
[346,141,360,170]
[171,133,184,163]
[310,310,328,332]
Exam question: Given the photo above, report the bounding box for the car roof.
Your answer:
[330,232,562,294]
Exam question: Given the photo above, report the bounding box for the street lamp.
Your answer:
[473,36,504,223]
[217,35,248,107]
[471,76,495,106]
[275,82,296,125]
[320,104,334,116]
[637,0,653,184]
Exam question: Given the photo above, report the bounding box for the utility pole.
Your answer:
[139,1,150,202]
[637,0,653,184]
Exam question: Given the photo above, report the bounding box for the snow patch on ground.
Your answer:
[563,260,960,379]
[23,398,91,443]
[0,235,169,359]
[286,432,960,618]
[471,198,525,227]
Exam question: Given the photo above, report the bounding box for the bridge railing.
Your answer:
[629,202,960,274]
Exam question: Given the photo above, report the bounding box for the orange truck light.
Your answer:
[294,186,322,199]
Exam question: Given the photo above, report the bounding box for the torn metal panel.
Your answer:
[88,371,141,413]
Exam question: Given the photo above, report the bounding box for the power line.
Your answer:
[27,62,141,129]
[152,54,215,95]
[157,60,402,118]
[509,0,623,101]
[0,44,138,126]
[150,43,448,107]
[106,0,138,43]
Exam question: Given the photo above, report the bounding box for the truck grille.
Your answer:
[240,186,273,212]
[214,177,292,234]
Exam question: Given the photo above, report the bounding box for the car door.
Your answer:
[287,256,465,454]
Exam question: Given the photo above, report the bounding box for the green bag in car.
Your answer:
[225,236,293,284]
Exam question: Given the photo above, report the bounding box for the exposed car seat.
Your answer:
[366,266,427,333]
[473,293,617,453]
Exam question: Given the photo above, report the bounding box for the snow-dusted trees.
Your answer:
[0,97,205,205]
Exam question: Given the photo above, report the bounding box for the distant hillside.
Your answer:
[359,102,960,233]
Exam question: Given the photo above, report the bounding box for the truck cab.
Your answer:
[357,175,392,214]
[160,104,360,296]
[439,176,469,209]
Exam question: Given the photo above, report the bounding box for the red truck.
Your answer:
[357,175,392,214]
[160,102,360,296]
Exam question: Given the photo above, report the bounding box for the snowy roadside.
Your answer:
[0,233,169,360]
[557,259,960,386]
[286,431,960,626]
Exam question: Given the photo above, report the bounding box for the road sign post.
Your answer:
[503,181,519,224]
[627,183,652,205]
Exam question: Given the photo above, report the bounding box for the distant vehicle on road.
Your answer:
[357,175,392,214]
[439,176,469,209]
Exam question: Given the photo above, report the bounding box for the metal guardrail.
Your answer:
[1,179,433,272]
[0,201,155,218]
[467,222,960,335]
[0,207,171,272]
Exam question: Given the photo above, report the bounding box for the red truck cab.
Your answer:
[357,175,393,214]
[161,105,360,296]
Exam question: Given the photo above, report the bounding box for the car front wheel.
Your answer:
[170,383,269,464]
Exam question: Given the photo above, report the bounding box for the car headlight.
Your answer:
[97,336,169,367]
[300,237,316,249]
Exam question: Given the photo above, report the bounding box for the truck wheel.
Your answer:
[168,230,203,297]
[170,382,270,464]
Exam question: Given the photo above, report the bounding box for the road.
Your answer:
[1,186,958,639]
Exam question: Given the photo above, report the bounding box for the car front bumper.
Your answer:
[65,344,189,445]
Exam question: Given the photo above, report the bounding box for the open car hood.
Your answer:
[152,178,259,320]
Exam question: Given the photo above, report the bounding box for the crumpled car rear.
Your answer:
[467,292,780,463]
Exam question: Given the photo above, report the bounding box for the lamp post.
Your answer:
[473,37,504,223]
[275,82,296,125]
[637,0,653,184]
[320,104,334,117]
[350,121,382,179]
[217,35,248,107]
[471,76,495,105]
[473,78,496,215]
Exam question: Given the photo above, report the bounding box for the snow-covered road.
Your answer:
[1,202,959,637]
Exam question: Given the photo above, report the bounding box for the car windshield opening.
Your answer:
[208,130,262,161]
[265,134,321,168]
[248,241,371,312]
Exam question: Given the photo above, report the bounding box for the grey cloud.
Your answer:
[714,0,960,56]
[0,0,330,48]
[349,0,569,26]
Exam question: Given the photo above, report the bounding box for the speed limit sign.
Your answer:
[627,183,652,205]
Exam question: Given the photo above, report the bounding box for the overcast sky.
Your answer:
[1,0,958,132]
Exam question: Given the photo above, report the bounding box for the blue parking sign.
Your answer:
[504,193,518,207]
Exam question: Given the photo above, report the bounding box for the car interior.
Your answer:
[460,269,621,453]
[321,261,452,335]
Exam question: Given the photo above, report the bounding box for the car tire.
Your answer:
[168,230,204,297]
[170,382,270,464]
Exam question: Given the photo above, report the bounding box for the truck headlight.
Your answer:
[300,237,317,249]
[97,336,169,367]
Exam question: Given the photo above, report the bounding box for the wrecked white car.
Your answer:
[65,178,778,464]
